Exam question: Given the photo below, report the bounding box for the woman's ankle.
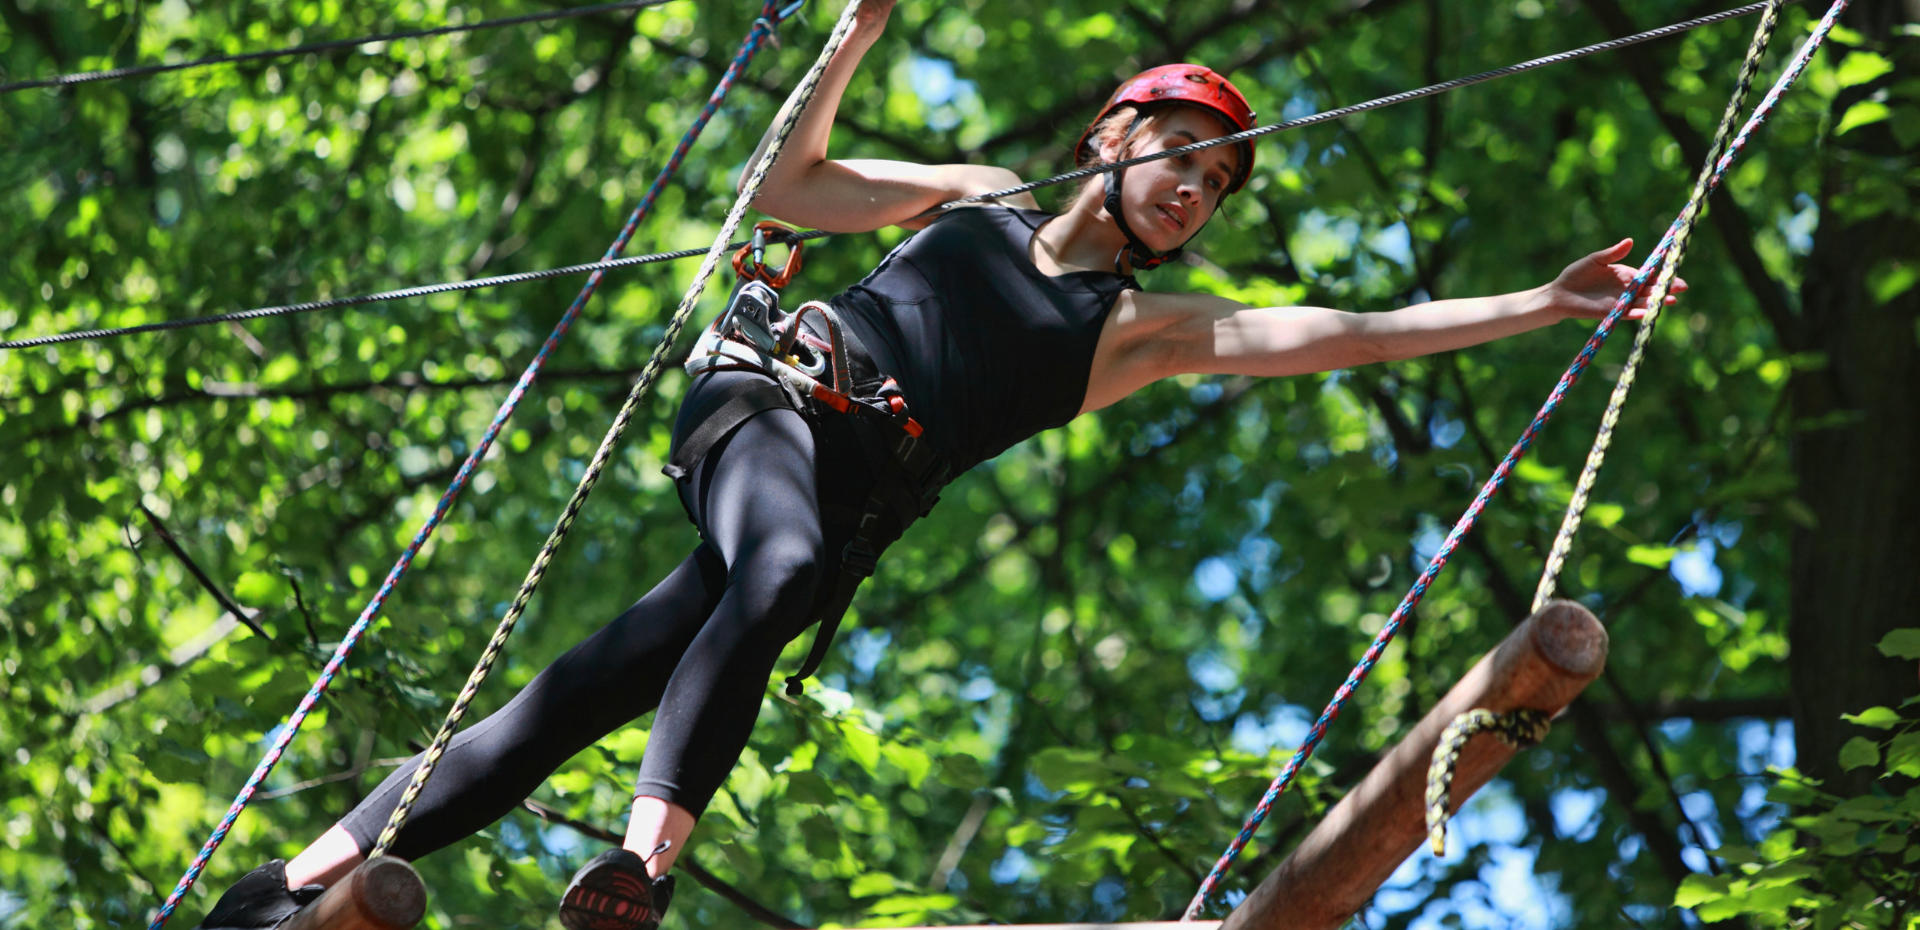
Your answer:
[623,797,696,878]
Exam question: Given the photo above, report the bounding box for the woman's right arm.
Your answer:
[741,0,1035,232]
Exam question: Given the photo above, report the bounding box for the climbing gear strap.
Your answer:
[1103,166,1180,272]
[787,422,947,696]
[678,233,949,694]
[1424,708,1553,855]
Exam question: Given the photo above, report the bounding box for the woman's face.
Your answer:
[1100,106,1243,253]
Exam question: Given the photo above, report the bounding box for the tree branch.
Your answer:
[28,363,661,443]
[254,756,410,801]
[929,793,992,891]
[137,502,270,640]
[83,614,240,714]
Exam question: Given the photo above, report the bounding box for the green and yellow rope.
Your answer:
[1425,708,1553,855]
[1429,0,1786,865]
[1531,0,1783,613]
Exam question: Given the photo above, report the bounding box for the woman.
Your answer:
[197,2,1679,928]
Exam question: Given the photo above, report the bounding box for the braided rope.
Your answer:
[1432,0,1782,873]
[1531,0,1783,611]
[1424,709,1552,856]
[0,0,673,94]
[1183,2,1849,918]
[370,0,870,857]
[6,2,1785,353]
[147,6,795,925]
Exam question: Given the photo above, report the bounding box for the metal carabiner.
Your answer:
[731,220,805,289]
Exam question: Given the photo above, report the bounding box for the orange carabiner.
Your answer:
[731,221,804,289]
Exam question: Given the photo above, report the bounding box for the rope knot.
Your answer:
[1425,707,1554,855]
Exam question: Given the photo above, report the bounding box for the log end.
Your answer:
[283,856,426,930]
[358,857,427,928]
[1530,599,1608,679]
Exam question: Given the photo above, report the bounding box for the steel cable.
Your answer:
[1,0,678,94]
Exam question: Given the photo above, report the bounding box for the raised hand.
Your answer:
[1547,238,1689,321]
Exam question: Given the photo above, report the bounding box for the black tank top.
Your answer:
[828,206,1138,472]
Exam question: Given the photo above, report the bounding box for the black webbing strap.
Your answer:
[785,423,948,696]
[662,377,793,480]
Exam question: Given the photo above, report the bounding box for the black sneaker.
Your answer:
[558,849,675,930]
[196,860,326,930]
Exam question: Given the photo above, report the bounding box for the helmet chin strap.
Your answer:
[1103,165,1181,274]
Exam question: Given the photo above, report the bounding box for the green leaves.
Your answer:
[2,1,1911,928]
[1834,51,1896,89]
[1877,628,1920,660]
[1842,705,1903,730]
[1687,684,1920,924]
[1886,732,1920,779]
[1838,736,1879,771]
[1834,100,1890,136]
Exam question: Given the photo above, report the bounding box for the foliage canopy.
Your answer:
[2,0,1915,928]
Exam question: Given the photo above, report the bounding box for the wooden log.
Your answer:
[1222,599,1607,930]
[283,857,427,930]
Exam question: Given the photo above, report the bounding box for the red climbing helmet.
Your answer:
[1076,63,1257,193]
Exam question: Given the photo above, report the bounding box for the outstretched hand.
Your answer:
[1546,239,1688,321]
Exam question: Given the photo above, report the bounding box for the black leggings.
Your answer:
[338,370,876,860]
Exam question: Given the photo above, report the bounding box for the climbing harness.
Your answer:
[674,222,949,695]
[5,1,1794,352]
[1424,709,1553,855]
[1184,0,1845,917]
[366,0,871,864]
[147,4,805,925]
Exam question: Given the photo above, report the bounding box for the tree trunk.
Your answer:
[1788,4,1920,795]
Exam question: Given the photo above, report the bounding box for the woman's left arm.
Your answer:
[1087,240,1683,410]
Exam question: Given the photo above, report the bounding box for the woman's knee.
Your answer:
[669,538,829,681]
[723,532,832,631]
